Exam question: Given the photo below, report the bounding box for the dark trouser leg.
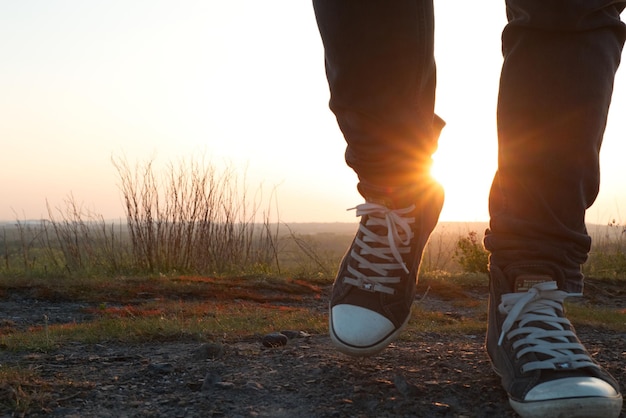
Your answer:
[313,1,444,356]
[312,0,443,196]
[485,1,626,293]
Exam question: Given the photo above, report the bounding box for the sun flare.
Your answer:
[429,133,496,222]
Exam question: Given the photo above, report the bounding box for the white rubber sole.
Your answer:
[510,394,623,418]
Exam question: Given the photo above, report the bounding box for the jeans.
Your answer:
[313,0,626,292]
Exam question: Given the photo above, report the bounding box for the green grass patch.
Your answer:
[566,302,626,332]
[1,271,624,352]
[405,305,486,335]
[418,272,489,295]
[0,301,326,352]
[0,274,323,305]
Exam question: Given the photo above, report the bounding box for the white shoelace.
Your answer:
[497,281,596,373]
[342,202,415,295]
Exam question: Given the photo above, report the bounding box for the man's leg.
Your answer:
[313,0,444,356]
[485,1,626,416]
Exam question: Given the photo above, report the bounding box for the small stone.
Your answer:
[431,401,451,414]
[280,330,311,339]
[214,382,235,390]
[201,372,221,391]
[245,381,264,391]
[393,374,421,397]
[262,333,288,348]
[279,330,300,339]
[193,342,224,360]
[148,362,174,374]
[47,408,79,417]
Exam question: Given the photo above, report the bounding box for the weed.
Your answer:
[405,305,486,335]
[112,156,279,275]
[565,302,626,331]
[0,366,42,415]
[0,156,283,278]
[586,219,626,278]
[453,231,489,274]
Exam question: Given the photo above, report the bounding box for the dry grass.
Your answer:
[0,364,95,416]
[0,366,47,416]
[1,156,283,278]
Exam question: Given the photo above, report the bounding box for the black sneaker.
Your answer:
[487,266,623,417]
[329,183,443,356]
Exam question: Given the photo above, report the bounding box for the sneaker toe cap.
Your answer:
[331,304,395,348]
[525,377,620,401]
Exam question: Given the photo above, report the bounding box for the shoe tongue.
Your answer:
[366,195,397,209]
[514,274,553,293]
[359,183,417,209]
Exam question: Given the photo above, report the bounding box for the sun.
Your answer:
[429,152,448,190]
[429,134,496,222]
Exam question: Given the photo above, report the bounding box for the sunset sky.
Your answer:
[1,2,625,224]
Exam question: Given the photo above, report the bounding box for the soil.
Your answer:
[1,277,625,418]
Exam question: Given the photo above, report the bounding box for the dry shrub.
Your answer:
[112,156,279,275]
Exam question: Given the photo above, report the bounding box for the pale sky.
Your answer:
[1,1,625,224]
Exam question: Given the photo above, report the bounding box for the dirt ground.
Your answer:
[1,277,625,418]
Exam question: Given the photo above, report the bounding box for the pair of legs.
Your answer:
[315,0,625,292]
[314,1,625,417]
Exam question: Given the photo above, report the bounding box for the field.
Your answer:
[1,221,625,417]
[1,159,625,416]
[0,273,624,417]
